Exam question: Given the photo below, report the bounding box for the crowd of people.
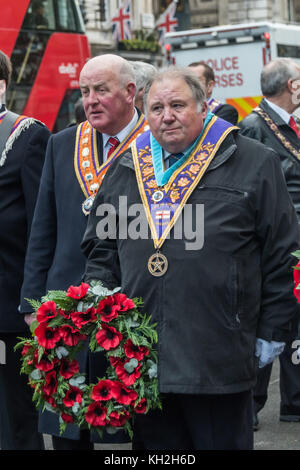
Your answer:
[0,47,299,451]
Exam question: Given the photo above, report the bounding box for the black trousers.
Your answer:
[132,391,253,450]
[0,332,44,450]
[254,340,300,416]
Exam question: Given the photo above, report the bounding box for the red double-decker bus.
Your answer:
[0,0,91,131]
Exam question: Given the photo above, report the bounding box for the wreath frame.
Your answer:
[16,281,161,439]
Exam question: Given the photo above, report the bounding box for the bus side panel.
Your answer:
[23,32,90,130]
[0,0,30,56]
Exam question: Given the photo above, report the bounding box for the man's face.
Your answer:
[146,77,208,154]
[189,65,215,99]
[80,61,134,135]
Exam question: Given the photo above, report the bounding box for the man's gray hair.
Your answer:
[118,60,136,89]
[143,66,206,116]
[261,58,299,97]
[129,61,156,97]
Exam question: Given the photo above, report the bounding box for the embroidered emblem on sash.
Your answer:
[253,107,300,160]
[132,115,237,250]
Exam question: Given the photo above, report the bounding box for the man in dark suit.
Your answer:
[239,57,300,430]
[0,50,50,450]
[188,61,239,125]
[19,54,148,450]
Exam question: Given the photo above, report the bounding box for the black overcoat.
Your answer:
[82,129,300,395]
[0,119,50,332]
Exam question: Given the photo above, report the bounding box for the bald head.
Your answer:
[80,54,136,89]
[79,54,136,134]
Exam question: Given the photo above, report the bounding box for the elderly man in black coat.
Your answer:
[19,54,148,450]
[0,50,50,450]
[239,57,300,430]
[81,66,300,450]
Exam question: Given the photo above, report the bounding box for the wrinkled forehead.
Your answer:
[80,61,119,85]
[147,76,193,102]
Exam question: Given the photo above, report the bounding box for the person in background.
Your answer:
[19,54,148,450]
[188,60,238,125]
[0,50,50,450]
[130,61,157,114]
[81,66,299,450]
[239,57,300,430]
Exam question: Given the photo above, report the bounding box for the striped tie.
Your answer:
[107,136,120,158]
[289,116,300,138]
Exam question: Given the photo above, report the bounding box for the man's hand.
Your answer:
[24,313,35,326]
[255,338,286,368]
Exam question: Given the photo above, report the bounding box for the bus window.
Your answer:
[56,0,85,33]
[23,0,56,31]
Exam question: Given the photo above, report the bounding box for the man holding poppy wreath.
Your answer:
[82,66,300,450]
[19,54,148,450]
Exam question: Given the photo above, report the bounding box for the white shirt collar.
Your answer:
[102,108,139,161]
[264,99,291,124]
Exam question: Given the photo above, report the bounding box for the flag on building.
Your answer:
[111,0,132,42]
[156,0,178,46]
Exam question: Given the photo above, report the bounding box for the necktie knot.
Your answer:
[289,116,300,138]
[168,152,184,168]
[107,136,120,158]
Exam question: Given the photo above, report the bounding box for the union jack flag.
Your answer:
[111,0,132,42]
[156,0,178,46]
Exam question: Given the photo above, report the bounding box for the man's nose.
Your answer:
[86,89,99,104]
[162,106,175,122]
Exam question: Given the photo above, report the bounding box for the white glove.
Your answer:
[255,338,285,368]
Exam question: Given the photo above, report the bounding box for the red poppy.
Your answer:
[35,322,61,349]
[70,307,97,329]
[21,343,34,365]
[115,384,138,405]
[63,386,83,407]
[45,395,57,409]
[96,324,123,351]
[59,358,80,379]
[133,398,147,414]
[294,262,300,284]
[36,301,57,324]
[109,356,121,368]
[92,379,121,402]
[124,339,149,361]
[58,308,71,320]
[294,284,300,302]
[42,370,58,396]
[96,297,119,322]
[85,402,107,426]
[59,325,86,346]
[34,350,57,372]
[66,283,89,300]
[61,412,73,423]
[115,361,141,386]
[108,410,130,427]
[113,293,135,312]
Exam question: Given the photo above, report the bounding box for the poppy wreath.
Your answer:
[16,281,161,438]
[293,250,300,303]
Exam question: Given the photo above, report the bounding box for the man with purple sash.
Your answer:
[82,67,299,450]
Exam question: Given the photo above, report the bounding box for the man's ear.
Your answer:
[126,82,136,103]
